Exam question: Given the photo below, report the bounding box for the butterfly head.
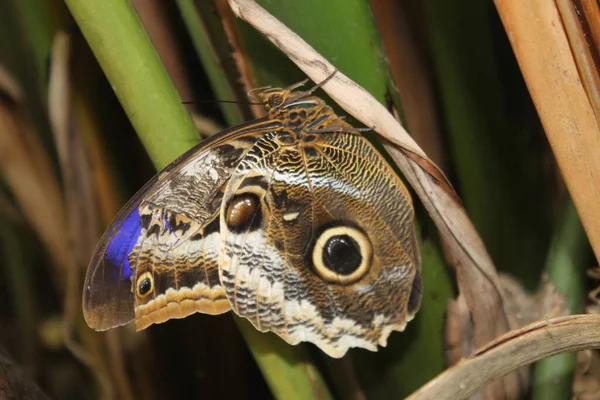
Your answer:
[257,84,348,133]
[257,89,309,111]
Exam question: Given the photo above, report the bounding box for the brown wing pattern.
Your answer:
[83,121,278,330]
[84,81,421,359]
[219,128,420,358]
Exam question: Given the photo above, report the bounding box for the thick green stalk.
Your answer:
[533,197,589,400]
[64,0,199,167]
[238,319,333,400]
[424,0,551,287]
[65,1,332,399]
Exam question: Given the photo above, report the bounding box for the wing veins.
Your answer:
[313,146,410,259]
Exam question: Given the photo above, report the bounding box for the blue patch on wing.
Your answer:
[105,207,142,280]
[163,214,172,232]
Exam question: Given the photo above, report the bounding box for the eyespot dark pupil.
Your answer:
[322,235,362,275]
[139,277,152,295]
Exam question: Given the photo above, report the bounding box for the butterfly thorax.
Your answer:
[259,88,352,134]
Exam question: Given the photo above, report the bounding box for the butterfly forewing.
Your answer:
[83,120,278,330]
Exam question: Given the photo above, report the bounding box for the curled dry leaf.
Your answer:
[445,294,475,367]
[409,315,600,400]
[573,350,600,400]
[227,0,520,397]
[587,267,600,313]
[443,276,569,395]
[499,273,570,327]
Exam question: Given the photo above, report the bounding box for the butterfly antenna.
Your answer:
[183,100,261,105]
[306,69,338,96]
[285,78,310,92]
[285,69,339,105]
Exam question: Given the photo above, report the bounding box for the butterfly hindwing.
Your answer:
[219,128,421,358]
[83,121,278,330]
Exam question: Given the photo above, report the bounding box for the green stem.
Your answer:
[424,0,551,288]
[64,0,199,168]
[237,319,333,400]
[533,196,589,400]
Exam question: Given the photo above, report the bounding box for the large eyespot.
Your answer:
[225,193,262,233]
[136,272,154,298]
[311,225,372,284]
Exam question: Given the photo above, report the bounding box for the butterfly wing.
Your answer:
[219,128,421,358]
[83,120,279,330]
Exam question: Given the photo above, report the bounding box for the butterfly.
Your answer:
[83,77,422,358]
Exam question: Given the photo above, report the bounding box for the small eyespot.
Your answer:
[137,272,153,298]
[225,193,261,232]
[311,224,372,284]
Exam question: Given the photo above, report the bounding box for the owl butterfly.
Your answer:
[83,76,422,358]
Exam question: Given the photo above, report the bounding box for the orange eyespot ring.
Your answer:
[136,272,154,298]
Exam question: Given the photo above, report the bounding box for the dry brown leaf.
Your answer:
[216,0,264,118]
[445,294,475,367]
[445,276,568,395]
[48,31,133,400]
[574,350,600,400]
[555,0,600,122]
[499,274,570,327]
[0,67,69,278]
[494,0,600,266]
[0,65,23,103]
